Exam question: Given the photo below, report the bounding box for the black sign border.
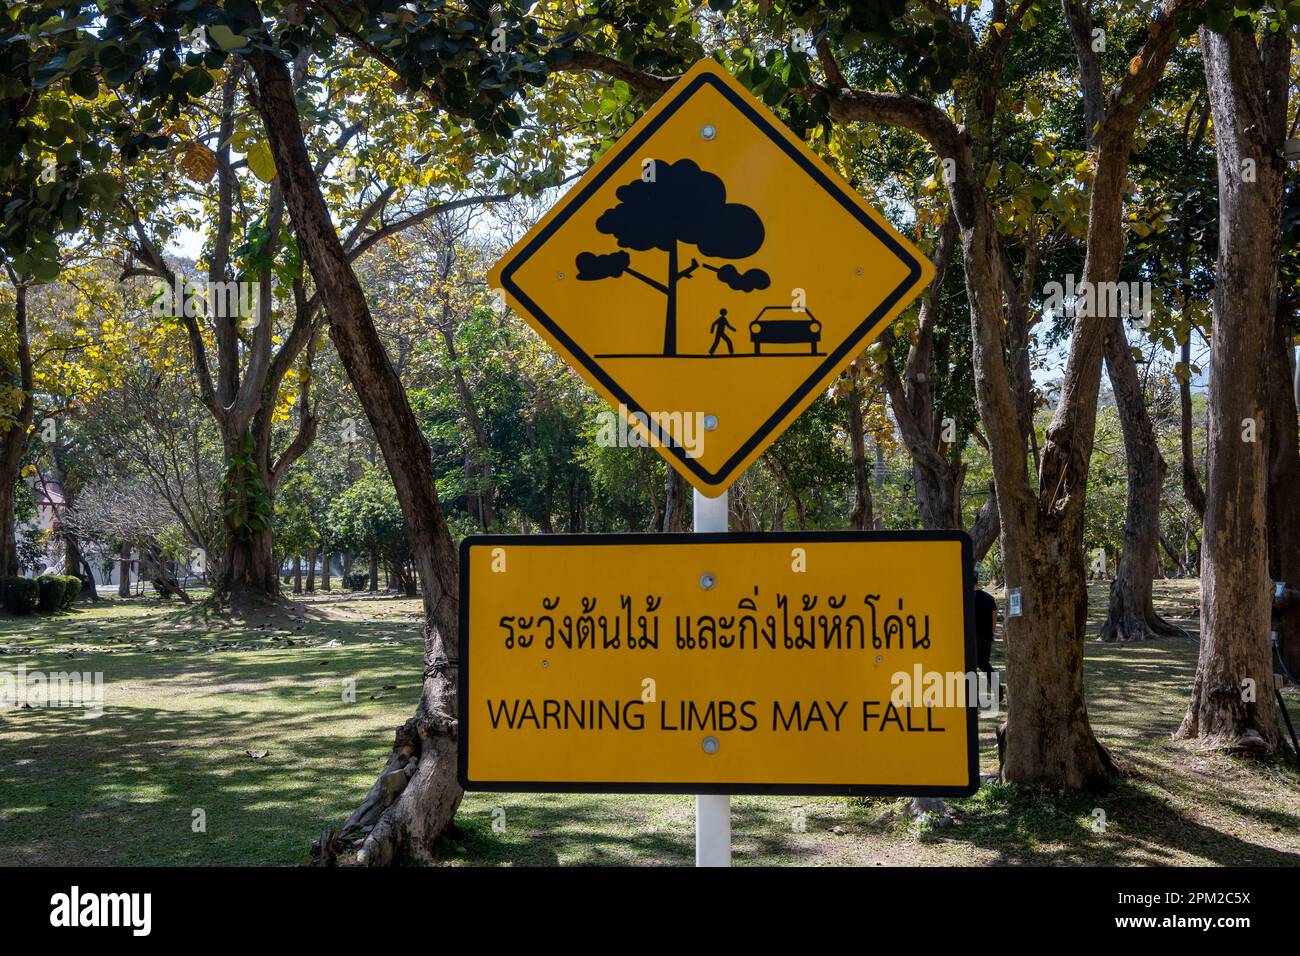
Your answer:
[458,530,979,797]
[497,67,927,490]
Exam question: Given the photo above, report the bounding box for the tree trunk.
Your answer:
[872,441,886,529]
[913,461,961,531]
[0,479,19,578]
[251,41,462,865]
[878,215,964,532]
[956,171,1111,789]
[368,552,379,593]
[846,385,873,530]
[1266,307,1300,680]
[220,522,279,605]
[765,453,807,529]
[118,541,131,597]
[0,283,33,578]
[1177,25,1288,751]
[143,540,191,604]
[663,469,688,532]
[1100,317,1179,641]
[663,243,678,356]
[436,269,496,531]
[1179,333,1207,518]
[980,1,1190,785]
[292,554,303,594]
[996,550,1116,786]
[305,547,317,593]
[63,529,93,601]
[321,551,332,591]
[968,487,1000,563]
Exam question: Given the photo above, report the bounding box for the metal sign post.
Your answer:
[693,488,731,867]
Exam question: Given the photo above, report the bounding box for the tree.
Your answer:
[73,308,226,588]
[761,396,854,529]
[1268,177,1300,680]
[1,257,139,578]
[0,277,33,576]
[1063,7,1196,643]
[274,467,321,591]
[246,37,469,865]
[325,466,413,595]
[603,0,1197,787]
[834,102,999,555]
[116,51,509,606]
[576,159,771,355]
[63,478,199,601]
[798,0,1198,786]
[1177,6,1291,751]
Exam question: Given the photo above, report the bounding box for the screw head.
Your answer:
[702,736,719,754]
[700,573,716,590]
[542,660,549,668]
[557,272,565,280]
[701,124,717,140]
[703,414,718,431]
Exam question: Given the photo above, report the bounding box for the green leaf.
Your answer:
[184,68,216,97]
[30,256,62,283]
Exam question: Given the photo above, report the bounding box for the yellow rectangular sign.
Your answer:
[459,532,978,796]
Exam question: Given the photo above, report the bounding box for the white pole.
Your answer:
[693,488,731,867]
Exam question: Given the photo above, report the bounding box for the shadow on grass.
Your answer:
[435,796,695,867]
[2,697,408,865]
[911,767,1300,867]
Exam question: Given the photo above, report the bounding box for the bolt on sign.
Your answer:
[459,532,978,795]
[488,59,934,495]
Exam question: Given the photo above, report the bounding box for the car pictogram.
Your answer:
[749,306,822,355]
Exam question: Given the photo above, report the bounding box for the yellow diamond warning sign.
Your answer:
[488,58,934,494]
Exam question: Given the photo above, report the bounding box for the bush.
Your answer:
[346,570,370,591]
[36,575,67,613]
[60,575,82,608]
[1,576,39,615]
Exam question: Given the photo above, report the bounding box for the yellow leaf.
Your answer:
[246,140,277,183]
[179,141,217,184]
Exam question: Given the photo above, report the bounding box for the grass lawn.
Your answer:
[2,580,1297,866]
